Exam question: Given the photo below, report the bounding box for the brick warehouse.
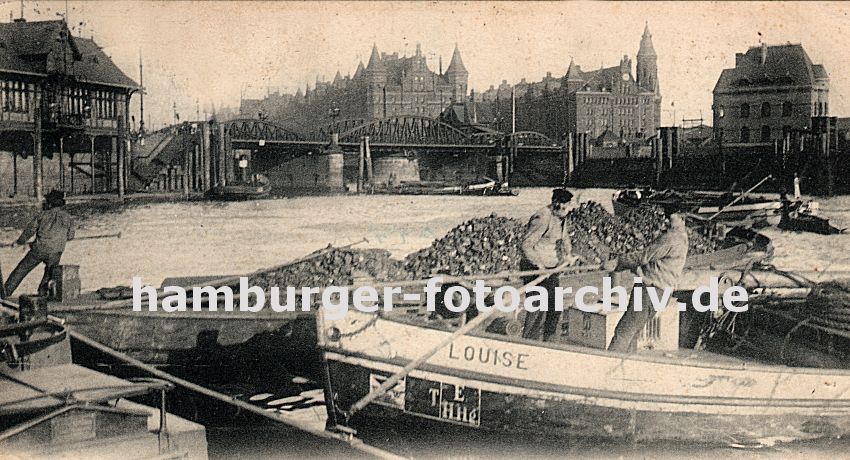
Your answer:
[480,24,662,145]
[713,43,829,146]
[0,18,139,200]
[241,43,468,132]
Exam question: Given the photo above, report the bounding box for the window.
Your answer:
[740,127,750,143]
[761,125,771,142]
[2,80,29,113]
[782,101,792,117]
[718,106,725,118]
[740,103,750,118]
[761,102,771,117]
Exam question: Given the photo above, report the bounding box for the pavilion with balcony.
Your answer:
[0,18,139,201]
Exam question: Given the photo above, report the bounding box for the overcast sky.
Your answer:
[3,1,848,129]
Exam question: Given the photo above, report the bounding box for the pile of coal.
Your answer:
[686,226,720,255]
[618,206,720,255]
[403,214,525,279]
[251,248,408,291]
[565,202,638,263]
[253,203,732,290]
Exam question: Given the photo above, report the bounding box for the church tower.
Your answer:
[636,23,658,93]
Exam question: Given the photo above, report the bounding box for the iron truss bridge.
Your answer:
[224,117,563,152]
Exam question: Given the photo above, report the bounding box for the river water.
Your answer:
[3,188,849,293]
[2,188,850,458]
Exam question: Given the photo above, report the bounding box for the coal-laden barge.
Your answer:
[316,267,850,446]
[51,202,771,386]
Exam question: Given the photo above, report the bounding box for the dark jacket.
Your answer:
[17,208,75,254]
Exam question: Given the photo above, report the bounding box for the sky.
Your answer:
[2,1,848,129]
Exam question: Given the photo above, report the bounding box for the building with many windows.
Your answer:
[246,43,468,132]
[712,43,829,146]
[480,24,662,145]
[0,18,139,199]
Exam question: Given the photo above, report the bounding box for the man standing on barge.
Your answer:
[520,188,581,341]
[608,213,688,353]
[4,191,75,297]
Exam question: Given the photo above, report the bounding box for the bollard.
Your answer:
[18,295,48,324]
[49,265,81,302]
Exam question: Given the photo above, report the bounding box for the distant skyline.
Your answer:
[2,1,847,129]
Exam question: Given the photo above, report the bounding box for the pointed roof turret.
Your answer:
[565,58,582,81]
[638,22,656,57]
[367,43,384,70]
[295,87,303,98]
[445,43,467,75]
[354,61,365,78]
[333,70,342,85]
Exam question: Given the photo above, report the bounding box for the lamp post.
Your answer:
[328,104,341,133]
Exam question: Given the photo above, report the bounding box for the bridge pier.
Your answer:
[259,148,345,194]
[371,153,420,187]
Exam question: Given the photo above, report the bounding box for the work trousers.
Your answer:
[608,288,657,353]
[520,259,562,342]
[4,249,62,298]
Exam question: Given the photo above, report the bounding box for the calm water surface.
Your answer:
[3,187,849,293]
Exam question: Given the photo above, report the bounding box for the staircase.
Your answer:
[130,130,187,191]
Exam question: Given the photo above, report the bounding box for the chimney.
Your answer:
[760,43,768,65]
[735,53,744,66]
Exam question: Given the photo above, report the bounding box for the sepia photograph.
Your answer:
[1,1,850,458]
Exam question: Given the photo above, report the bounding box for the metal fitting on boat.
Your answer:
[326,326,341,342]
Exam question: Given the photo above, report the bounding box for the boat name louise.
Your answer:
[447,343,530,370]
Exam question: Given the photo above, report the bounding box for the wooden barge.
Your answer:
[317,270,850,446]
[613,189,782,227]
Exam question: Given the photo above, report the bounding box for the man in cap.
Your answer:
[608,213,689,353]
[4,190,75,297]
[520,188,582,341]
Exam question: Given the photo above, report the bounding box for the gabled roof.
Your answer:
[596,129,621,145]
[0,19,138,89]
[68,37,138,88]
[576,65,622,92]
[714,43,826,93]
[439,101,496,132]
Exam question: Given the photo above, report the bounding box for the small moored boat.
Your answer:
[380,178,516,197]
[204,174,271,200]
[613,188,782,227]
